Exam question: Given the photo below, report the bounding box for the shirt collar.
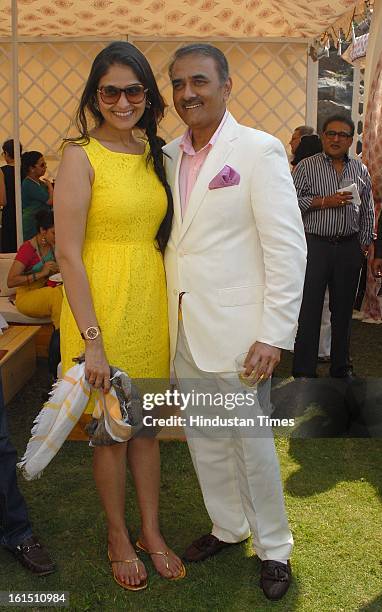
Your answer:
[179,110,229,156]
[322,151,350,164]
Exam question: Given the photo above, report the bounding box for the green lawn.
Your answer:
[1,321,382,611]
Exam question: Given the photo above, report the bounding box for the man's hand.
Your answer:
[360,244,369,257]
[372,257,382,278]
[243,342,281,383]
[324,191,353,208]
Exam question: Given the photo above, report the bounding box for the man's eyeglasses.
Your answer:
[97,84,148,105]
[324,130,352,140]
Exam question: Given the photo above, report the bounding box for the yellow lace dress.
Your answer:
[60,137,169,415]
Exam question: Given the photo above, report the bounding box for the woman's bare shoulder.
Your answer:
[61,141,88,159]
[59,141,93,180]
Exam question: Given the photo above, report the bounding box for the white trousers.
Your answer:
[174,323,293,562]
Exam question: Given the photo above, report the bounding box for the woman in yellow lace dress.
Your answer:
[54,42,184,591]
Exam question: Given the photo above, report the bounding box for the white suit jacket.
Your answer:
[163,113,307,372]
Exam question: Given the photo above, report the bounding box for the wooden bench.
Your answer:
[9,323,54,358]
[0,325,40,405]
[35,323,54,357]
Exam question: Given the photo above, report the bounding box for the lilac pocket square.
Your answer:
[208,165,240,190]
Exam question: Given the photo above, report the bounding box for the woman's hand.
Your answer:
[49,262,60,274]
[41,261,59,276]
[41,177,53,190]
[40,178,54,205]
[85,339,111,392]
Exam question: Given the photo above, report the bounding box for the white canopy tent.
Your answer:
[0,0,376,244]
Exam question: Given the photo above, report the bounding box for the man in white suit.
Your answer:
[164,44,307,601]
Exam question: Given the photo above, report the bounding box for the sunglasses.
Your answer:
[97,84,148,105]
[324,130,352,140]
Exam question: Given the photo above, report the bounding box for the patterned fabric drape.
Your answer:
[362,50,382,321]
[0,0,360,38]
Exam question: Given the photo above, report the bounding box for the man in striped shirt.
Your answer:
[292,114,374,378]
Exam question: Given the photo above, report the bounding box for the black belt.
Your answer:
[306,233,358,244]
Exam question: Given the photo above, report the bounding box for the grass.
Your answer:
[1,321,382,611]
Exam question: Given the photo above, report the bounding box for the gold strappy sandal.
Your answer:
[107,550,148,591]
[135,540,186,580]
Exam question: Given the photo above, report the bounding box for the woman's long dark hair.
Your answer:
[65,41,173,252]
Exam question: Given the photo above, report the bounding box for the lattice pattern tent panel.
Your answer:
[1,41,107,173]
[134,39,308,146]
[0,39,309,177]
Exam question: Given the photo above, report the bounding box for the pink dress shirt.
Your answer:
[179,110,229,218]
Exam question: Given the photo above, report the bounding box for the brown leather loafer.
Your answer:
[183,534,238,562]
[260,560,291,600]
[9,535,56,576]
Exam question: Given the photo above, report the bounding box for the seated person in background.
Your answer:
[21,151,53,240]
[7,209,62,327]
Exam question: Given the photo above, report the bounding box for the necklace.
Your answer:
[26,176,40,186]
[35,238,49,259]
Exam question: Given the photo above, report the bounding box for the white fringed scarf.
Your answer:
[17,362,136,480]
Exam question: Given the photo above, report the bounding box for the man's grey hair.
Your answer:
[168,43,230,84]
[295,125,315,137]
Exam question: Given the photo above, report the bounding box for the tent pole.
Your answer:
[350,65,361,157]
[306,45,318,131]
[11,0,22,248]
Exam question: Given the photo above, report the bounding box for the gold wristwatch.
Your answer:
[81,326,101,341]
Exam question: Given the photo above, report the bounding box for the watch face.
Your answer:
[86,327,99,340]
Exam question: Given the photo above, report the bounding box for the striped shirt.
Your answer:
[293,152,374,245]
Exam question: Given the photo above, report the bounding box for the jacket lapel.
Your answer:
[179,114,239,242]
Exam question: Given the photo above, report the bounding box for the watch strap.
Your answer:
[80,326,101,340]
